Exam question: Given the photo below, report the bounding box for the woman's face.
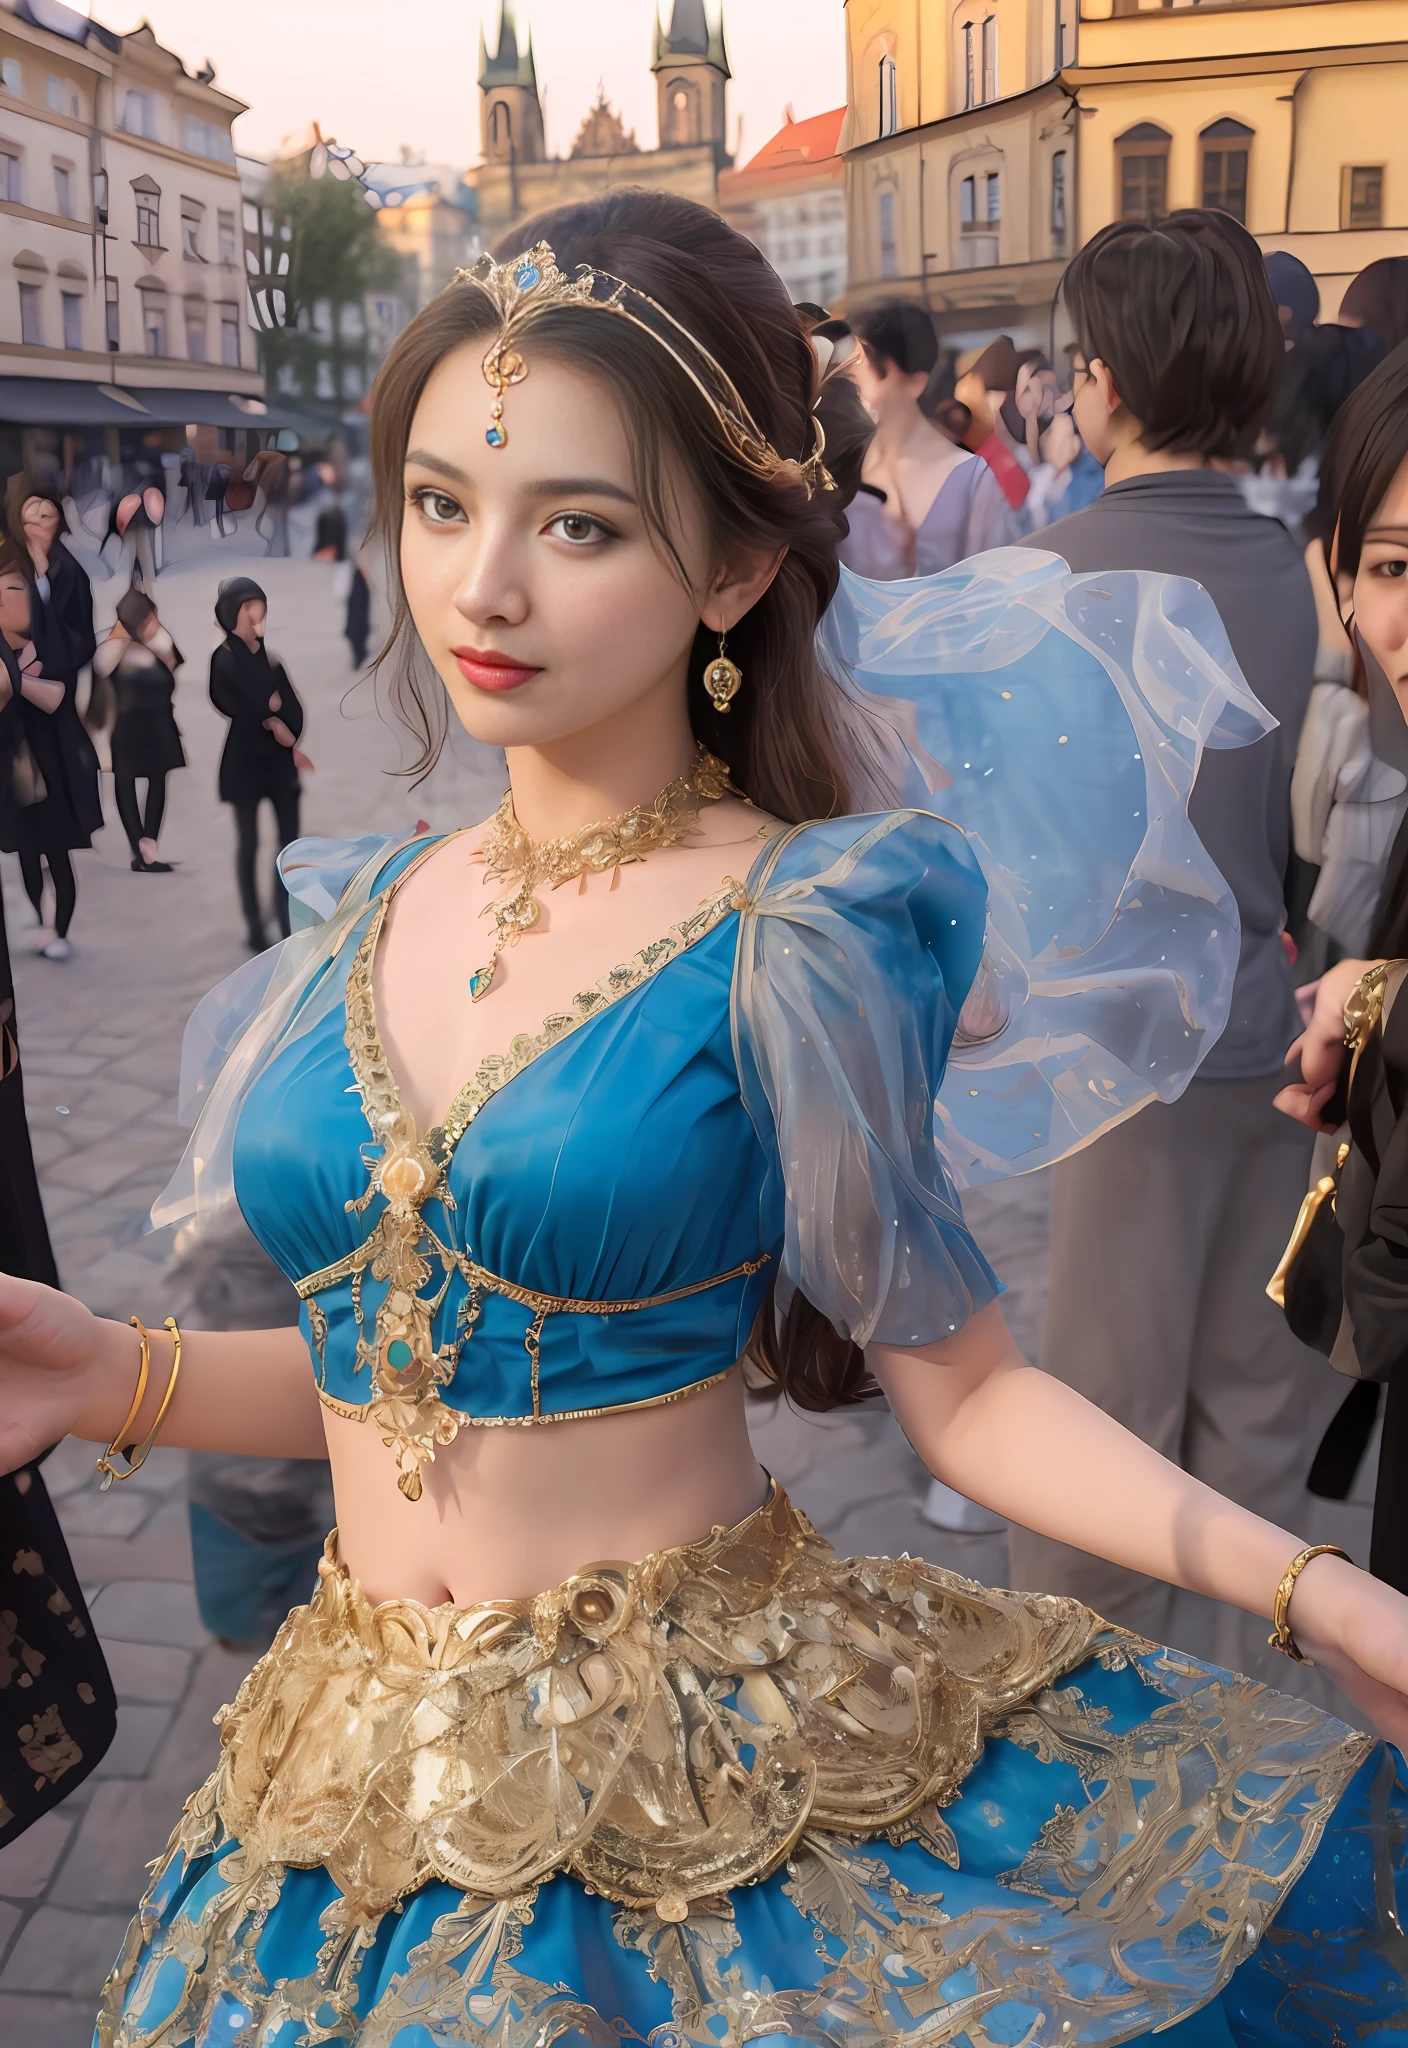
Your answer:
[1352,450,1408,708]
[851,345,928,425]
[0,568,31,641]
[20,496,60,546]
[399,343,719,751]
[237,599,267,640]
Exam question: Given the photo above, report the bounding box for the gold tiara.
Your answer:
[449,241,836,497]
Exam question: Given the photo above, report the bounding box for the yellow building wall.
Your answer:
[1289,61,1408,231]
[1075,72,1299,245]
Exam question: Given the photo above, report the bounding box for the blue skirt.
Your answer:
[95,1497,1408,2047]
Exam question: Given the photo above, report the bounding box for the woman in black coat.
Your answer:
[4,481,101,961]
[208,577,305,950]
[93,589,185,872]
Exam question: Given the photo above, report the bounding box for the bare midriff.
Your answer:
[322,1366,769,1607]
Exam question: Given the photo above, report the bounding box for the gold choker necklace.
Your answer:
[469,746,737,1001]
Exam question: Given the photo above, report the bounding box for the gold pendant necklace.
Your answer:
[469,744,738,1001]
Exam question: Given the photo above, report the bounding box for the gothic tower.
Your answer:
[478,2,546,166]
[652,0,731,168]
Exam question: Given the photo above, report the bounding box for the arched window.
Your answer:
[1051,149,1068,253]
[1116,122,1170,224]
[961,21,976,110]
[1200,118,1252,224]
[878,53,897,138]
[981,16,999,102]
[490,100,511,147]
[667,76,698,146]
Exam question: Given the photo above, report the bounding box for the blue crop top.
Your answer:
[227,812,1000,1497]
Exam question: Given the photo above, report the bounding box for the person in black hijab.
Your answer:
[3,478,101,962]
[0,558,116,1845]
[209,577,305,950]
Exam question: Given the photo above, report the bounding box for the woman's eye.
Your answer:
[546,510,611,545]
[1372,558,1408,580]
[409,487,464,526]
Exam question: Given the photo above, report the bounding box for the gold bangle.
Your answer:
[94,1316,182,1488]
[1267,1542,1351,1665]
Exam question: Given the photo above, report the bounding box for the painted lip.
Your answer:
[451,646,543,693]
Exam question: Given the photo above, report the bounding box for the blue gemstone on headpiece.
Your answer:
[485,424,506,448]
[515,263,541,289]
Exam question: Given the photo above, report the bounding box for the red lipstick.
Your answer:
[452,646,542,693]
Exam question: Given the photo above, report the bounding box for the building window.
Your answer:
[878,188,898,277]
[490,99,511,147]
[181,199,203,259]
[143,297,167,356]
[666,77,697,145]
[1342,164,1383,230]
[19,282,42,346]
[1200,119,1252,224]
[1117,124,1170,223]
[135,187,161,247]
[962,23,976,110]
[45,73,63,113]
[105,278,119,350]
[122,90,159,140]
[217,209,236,264]
[1,58,21,96]
[185,299,207,359]
[961,174,975,227]
[53,162,73,217]
[220,303,240,366]
[981,15,999,102]
[61,290,81,350]
[878,53,897,138]
[0,150,20,204]
[183,115,232,161]
[986,170,1002,222]
[1051,149,1068,252]
[342,361,364,399]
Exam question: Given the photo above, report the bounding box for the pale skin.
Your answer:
[853,341,975,560]
[0,565,62,713]
[19,493,61,578]
[1276,447,1408,1138]
[1,348,1407,1738]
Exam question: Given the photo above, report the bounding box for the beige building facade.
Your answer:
[842,0,1408,344]
[0,5,260,398]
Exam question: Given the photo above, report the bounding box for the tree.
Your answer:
[256,162,404,408]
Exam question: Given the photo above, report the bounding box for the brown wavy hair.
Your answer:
[367,188,881,1409]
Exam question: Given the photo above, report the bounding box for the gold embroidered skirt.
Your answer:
[97,1483,1398,2048]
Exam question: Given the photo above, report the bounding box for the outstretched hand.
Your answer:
[0,1272,116,1477]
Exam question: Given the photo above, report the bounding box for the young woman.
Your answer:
[208,577,306,950]
[1275,340,1408,1593]
[94,589,186,873]
[2,479,101,960]
[838,299,1013,578]
[0,194,1405,2046]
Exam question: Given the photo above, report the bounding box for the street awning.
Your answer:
[0,377,292,431]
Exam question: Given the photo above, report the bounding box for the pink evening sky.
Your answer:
[99,0,848,174]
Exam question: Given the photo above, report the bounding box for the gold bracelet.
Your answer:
[94,1316,182,1488]
[1267,1542,1351,1665]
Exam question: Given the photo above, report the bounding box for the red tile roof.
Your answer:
[743,106,846,172]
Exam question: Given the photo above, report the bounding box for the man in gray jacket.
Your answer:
[1010,211,1343,1682]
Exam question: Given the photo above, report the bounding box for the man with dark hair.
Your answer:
[1009,209,1342,1685]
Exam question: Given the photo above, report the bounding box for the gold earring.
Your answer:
[704,629,743,715]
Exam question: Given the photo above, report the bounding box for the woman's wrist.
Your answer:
[70,1316,156,1445]
[1274,1546,1358,1658]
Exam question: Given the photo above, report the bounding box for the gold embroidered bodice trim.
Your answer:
[322,864,761,1497]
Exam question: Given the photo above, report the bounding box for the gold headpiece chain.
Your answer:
[451,241,836,497]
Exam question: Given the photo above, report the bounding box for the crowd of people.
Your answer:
[1,187,1407,2035]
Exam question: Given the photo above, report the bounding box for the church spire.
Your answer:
[478,0,538,90]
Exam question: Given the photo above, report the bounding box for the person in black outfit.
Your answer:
[94,589,185,871]
[3,479,101,962]
[0,660,115,1843]
[209,576,305,950]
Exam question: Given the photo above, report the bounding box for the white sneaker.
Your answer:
[920,1478,1007,1535]
[32,924,55,953]
[41,935,71,961]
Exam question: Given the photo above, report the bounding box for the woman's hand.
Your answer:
[0,1274,133,1477]
[264,716,297,749]
[1274,955,1376,1131]
[1287,1550,1408,1745]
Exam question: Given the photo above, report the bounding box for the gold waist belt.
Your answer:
[171,1483,1107,1923]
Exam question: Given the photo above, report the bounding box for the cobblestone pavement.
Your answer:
[0,557,1372,2042]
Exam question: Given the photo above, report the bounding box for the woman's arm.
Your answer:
[16,645,63,714]
[0,1271,327,1477]
[871,1300,1408,1734]
[208,644,252,721]
[270,666,305,742]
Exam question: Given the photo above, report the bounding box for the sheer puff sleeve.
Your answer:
[733,809,1003,1350]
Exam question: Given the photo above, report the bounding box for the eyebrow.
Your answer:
[404,450,635,506]
[1364,524,1408,537]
